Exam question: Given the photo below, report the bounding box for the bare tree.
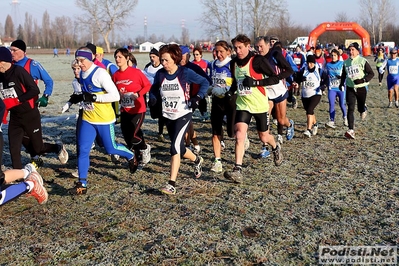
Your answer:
[181,27,190,45]
[52,16,74,48]
[24,13,33,46]
[245,0,286,41]
[4,15,15,38]
[41,11,51,48]
[75,0,138,53]
[199,0,234,41]
[359,0,395,44]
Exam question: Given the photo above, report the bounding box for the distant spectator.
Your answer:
[53,47,58,58]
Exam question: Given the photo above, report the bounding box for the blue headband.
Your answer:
[75,50,93,61]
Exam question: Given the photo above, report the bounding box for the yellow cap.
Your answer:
[96,47,104,54]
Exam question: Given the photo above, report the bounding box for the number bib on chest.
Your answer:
[0,87,18,100]
[237,80,253,96]
[347,65,361,79]
[389,65,398,74]
[121,92,135,108]
[330,77,340,88]
[82,102,94,111]
[162,96,181,113]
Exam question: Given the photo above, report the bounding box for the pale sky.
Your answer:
[1,0,399,41]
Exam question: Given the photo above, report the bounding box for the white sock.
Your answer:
[22,169,30,180]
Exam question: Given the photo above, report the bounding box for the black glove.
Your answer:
[83,92,97,102]
[69,94,84,104]
[339,84,345,91]
[225,90,233,98]
[263,76,280,86]
[148,97,157,107]
[189,95,201,110]
[353,79,364,85]
[243,75,265,87]
[320,85,327,91]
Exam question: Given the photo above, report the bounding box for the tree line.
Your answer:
[1,0,398,52]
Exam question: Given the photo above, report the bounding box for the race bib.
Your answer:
[389,65,398,74]
[121,92,135,108]
[162,96,181,113]
[330,77,340,88]
[346,65,361,79]
[237,80,252,96]
[303,80,317,90]
[0,87,18,100]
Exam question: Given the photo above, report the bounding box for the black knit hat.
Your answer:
[307,54,316,64]
[0,47,12,62]
[85,42,97,55]
[11,39,26,52]
[150,48,159,57]
[348,42,360,51]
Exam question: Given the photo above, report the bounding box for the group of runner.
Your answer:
[1,34,387,201]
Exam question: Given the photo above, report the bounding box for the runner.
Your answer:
[374,47,387,86]
[208,40,234,173]
[68,47,138,195]
[252,36,295,158]
[148,44,209,195]
[293,54,328,138]
[385,48,399,108]
[339,42,375,139]
[113,48,152,168]
[325,49,348,128]
[223,34,283,183]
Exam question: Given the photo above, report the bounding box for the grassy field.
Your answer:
[1,53,398,265]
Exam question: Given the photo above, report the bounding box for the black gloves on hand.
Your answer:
[69,94,84,104]
[189,95,201,110]
[320,85,327,91]
[83,92,97,102]
[148,97,157,107]
[353,79,364,85]
[243,75,264,87]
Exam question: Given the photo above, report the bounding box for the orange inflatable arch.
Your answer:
[307,22,372,56]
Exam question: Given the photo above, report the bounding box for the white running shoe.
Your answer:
[140,144,151,164]
[210,159,222,173]
[345,129,355,139]
[277,134,284,144]
[343,117,348,126]
[325,121,336,129]
[57,142,69,164]
[304,130,312,138]
[312,123,318,136]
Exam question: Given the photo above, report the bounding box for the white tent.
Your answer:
[153,42,166,51]
[139,42,153,53]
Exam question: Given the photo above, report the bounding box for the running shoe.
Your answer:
[157,134,166,142]
[272,143,283,166]
[396,101,399,108]
[223,166,243,183]
[57,142,69,164]
[68,182,87,195]
[160,184,176,195]
[128,155,139,173]
[24,163,37,177]
[345,129,355,139]
[325,121,336,129]
[292,96,298,109]
[388,102,393,108]
[304,130,312,138]
[361,106,368,121]
[31,156,44,169]
[193,145,201,155]
[286,120,295,141]
[220,141,226,150]
[312,123,318,136]
[343,117,348,126]
[140,144,151,164]
[210,159,222,173]
[257,146,270,158]
[111,154,120,164]
[194,156,204,178]
[277,134,284,144]
[272,119,278,128]
[26,171,48,204]
[71,168,79,178]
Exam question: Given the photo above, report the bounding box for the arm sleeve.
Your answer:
[340,65,347,86]
[31,61,54,96]
[363,61,375,82]
[187,68,210,99]
[137,70,152,96]
[273,52,294,79]
[92,69,120,103]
